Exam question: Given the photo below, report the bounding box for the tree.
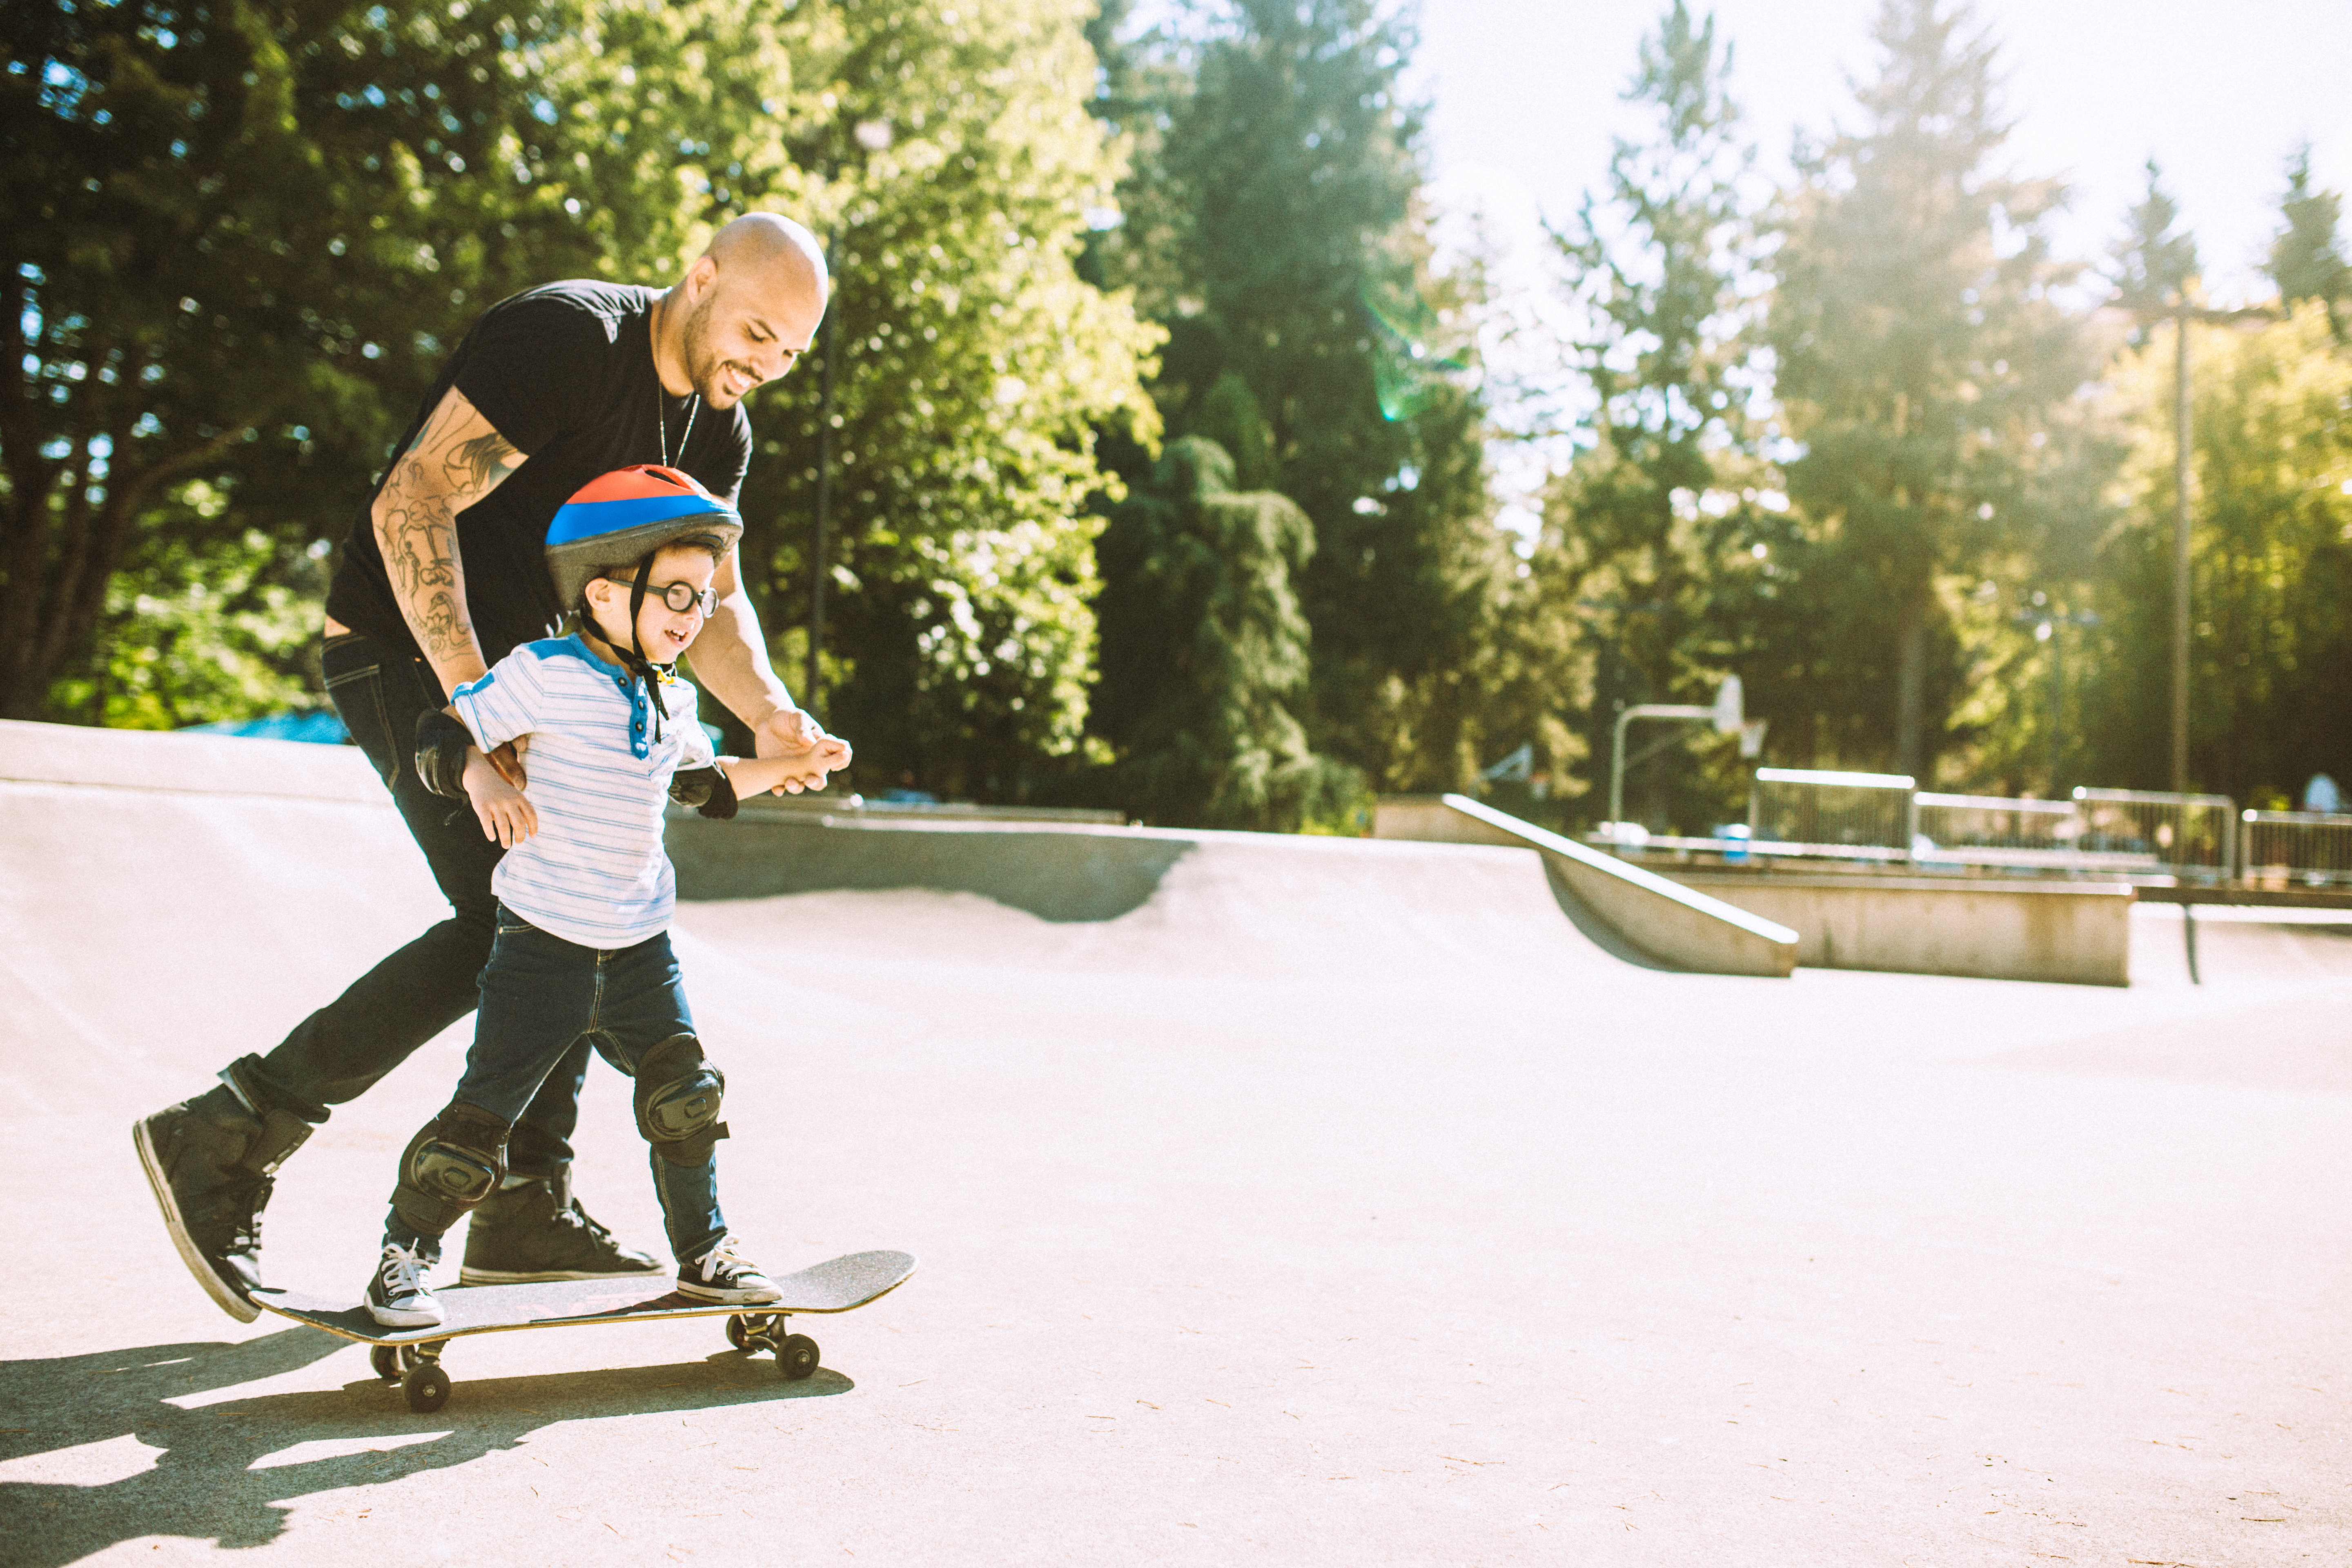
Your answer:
[2269,145,2350,340]
[1543,1,1776,829]
[1764,0,2096,781]
[1084,0,1514,800]
[735,0,1160,800]
[4,0,809,722]
[1093,435,1360,826]
[2071,303,2352,800]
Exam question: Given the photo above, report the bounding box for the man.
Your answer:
[134,214,846,1320]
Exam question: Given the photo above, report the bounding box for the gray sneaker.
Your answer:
[458,1169,663,1285]
[133,1085,312,1323]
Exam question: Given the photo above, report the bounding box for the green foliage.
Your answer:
[1764,0,2100,782]
[6,0,809,721]
[2112,158,2200,325]
[2072,303,2352,799]
[2270,145,2351,339]
[741,0,1161,800]
[1093,436,1361,828]
[1087,0,1526,806]
[55,488,331,731]
[1544,0,1773,830]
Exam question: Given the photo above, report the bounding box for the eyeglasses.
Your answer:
[610,577,718,617]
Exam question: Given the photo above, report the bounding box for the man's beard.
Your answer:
[682,294,757,408]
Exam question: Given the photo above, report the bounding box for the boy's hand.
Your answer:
[754,708,853,794]
[463,746,537,846]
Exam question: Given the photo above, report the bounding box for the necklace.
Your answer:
[651,294,700,466]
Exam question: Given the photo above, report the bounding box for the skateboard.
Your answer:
[252,1249,915,1412]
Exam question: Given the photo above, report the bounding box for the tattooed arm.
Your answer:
[371,386,524,698]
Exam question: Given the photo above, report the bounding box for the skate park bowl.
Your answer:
[1376,794,2135,986]
[5,717,2352,1566]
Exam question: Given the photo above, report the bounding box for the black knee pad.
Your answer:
[391,1101,511,1236]
[633,1033,728,1167]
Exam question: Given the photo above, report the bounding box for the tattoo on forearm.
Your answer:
[374,397,518,672]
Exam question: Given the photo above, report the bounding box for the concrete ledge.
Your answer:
[668,810,1194,922]
[0,717,383,803]
[1670,871,2136,986]
[1373,794,1800,977]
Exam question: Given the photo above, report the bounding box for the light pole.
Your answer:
[2125,300,2277,793]
[804,116,894,718]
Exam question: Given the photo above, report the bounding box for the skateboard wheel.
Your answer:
[370,1344,401,1381]
[725,1314,749,1350]
[776,1333,819,1381]
[402,1363,451,1413]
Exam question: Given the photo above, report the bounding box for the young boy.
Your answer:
[366,465,849,1327]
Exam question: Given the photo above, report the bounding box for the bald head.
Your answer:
[658,212,831,408]
[704,212,829,300]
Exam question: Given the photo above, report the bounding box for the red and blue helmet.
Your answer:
[544,465,742,612]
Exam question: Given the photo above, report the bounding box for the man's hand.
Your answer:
[753,707,852,794]
[463,747,537,846]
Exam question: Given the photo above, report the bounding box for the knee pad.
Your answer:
[634,1033,728,1168]
[391,1101,511,1235]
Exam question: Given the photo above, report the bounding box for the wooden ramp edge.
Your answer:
[1387,795,1800,978]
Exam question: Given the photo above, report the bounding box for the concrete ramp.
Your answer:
[1374,792,1800,976]
[0,723,1648,1106]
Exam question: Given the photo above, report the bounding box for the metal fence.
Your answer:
[2240,810,2352,886]
[2069,788,2236,882]
[1728,774,2243,877]
[1909,791,2158,872]
[1748,768,1914,860]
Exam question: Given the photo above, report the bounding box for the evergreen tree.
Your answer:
[1764,0,2094,781]
[1544,1,1775,828]
[1086,0,1510,798]
[2112,158,2199,329]
[2269,145,2350,339]
[1093,435,1359,827]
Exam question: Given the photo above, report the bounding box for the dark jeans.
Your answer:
[386,910,724,1266]
[230,631,590,1178]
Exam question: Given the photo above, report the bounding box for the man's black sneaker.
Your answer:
[132,1085,312,1323]
[458,1170,662,1285]
[677,1235,782,1303]
[365,1243,443,1327]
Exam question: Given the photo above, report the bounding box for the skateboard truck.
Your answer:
[370,1339,454,1413]
[723,1312,822,1381]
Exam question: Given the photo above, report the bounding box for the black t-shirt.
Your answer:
[326,281,752,666]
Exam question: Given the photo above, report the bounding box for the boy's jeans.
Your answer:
[387,909,728,1267]
[229,631,592,1178]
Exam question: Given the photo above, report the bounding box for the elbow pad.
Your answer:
[669,766,738,820]
[414,708,474,799]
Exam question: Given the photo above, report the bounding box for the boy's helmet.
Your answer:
[543,464,743,614]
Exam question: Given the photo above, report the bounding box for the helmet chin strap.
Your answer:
[606,551,673,751]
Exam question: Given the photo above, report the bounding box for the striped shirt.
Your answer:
[451,635,715,949]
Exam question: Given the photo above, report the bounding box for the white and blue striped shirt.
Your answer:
[451,635,715,949]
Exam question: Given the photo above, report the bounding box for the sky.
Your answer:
[1407,0,2352,300]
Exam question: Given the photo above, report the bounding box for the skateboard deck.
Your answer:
[252,1249,914,1411]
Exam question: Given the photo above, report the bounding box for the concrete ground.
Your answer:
[2,764,2349,1566]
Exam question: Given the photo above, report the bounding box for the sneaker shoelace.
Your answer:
[693,1235,753,1283]
[378,1245,430,1299]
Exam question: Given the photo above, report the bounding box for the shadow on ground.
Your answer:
[0,1328,848,1565]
